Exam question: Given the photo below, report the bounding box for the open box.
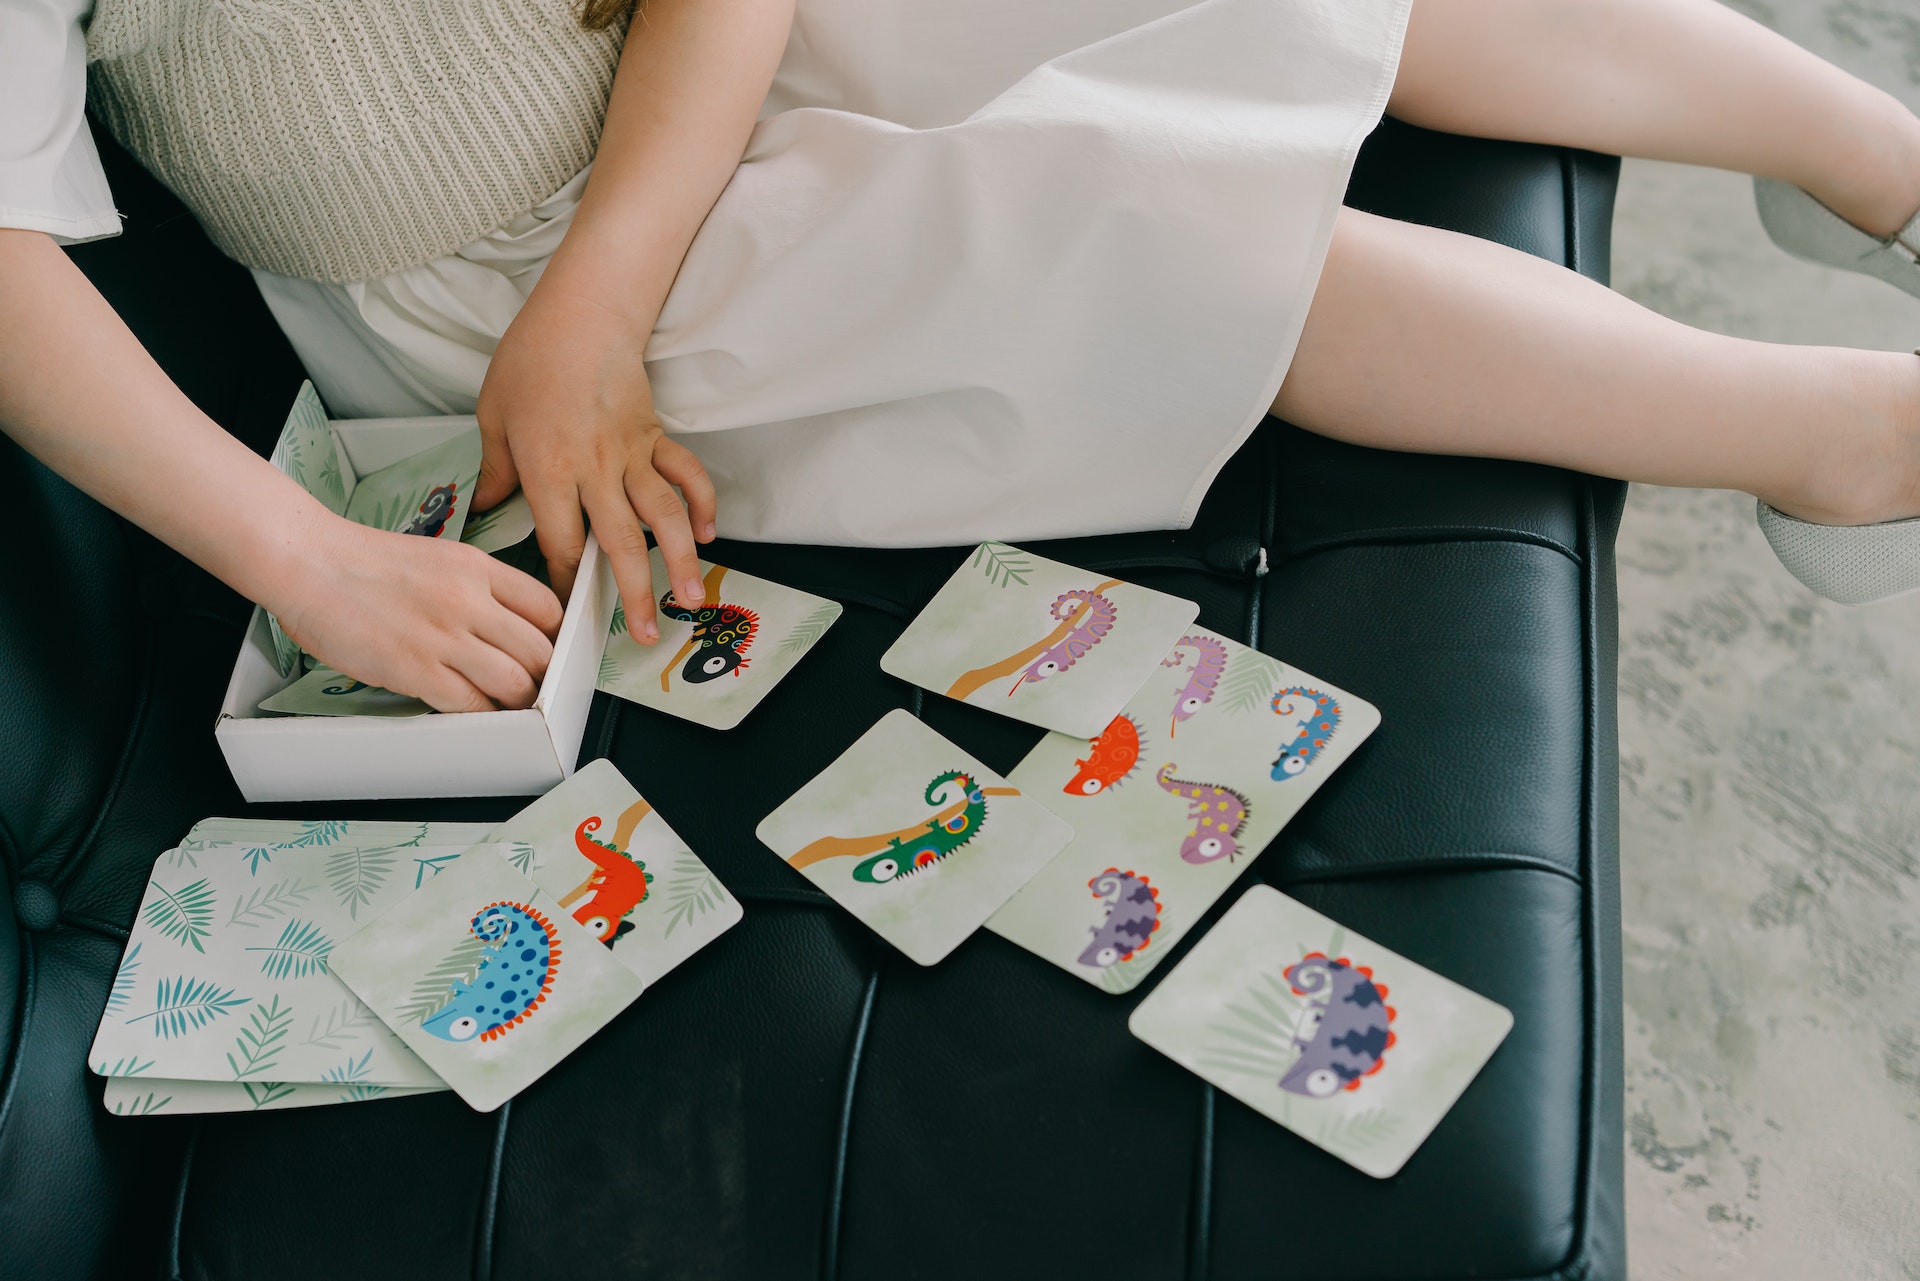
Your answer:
[216,411,616,802]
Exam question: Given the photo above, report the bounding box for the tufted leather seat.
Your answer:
[1,119,1625,1280]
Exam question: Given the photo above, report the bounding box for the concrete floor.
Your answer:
[1608,2,1920,1275]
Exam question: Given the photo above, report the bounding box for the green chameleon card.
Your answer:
[987,627,1379,993]
[755,709,1072,965]
[879,543,1199,739]
[596,549,842,731]
[1129,886,1513,1178]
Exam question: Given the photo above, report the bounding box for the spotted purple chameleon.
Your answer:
[1076,869,1161,969]
[1278,953,1396,1097]
[1162,634,1229,736]
[1156,764,1251,864]
[1010,589,1118,692]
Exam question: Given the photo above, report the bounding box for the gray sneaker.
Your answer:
[1756,497,1920,605]
[1754,176,1920,301]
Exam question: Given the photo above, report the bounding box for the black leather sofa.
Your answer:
[2,120,1626,1280]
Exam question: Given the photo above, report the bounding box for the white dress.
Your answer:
[5,0,1412,547]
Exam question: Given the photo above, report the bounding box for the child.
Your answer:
[4,0,1918,712]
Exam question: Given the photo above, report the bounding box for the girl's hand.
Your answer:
[273,512,565,714]
[472,284,717,645]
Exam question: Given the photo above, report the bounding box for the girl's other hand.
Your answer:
[276,514,565,714]
[471,284,717,645]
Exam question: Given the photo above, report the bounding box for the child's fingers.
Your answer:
[526,484,588,603]
[654,436,718,543]
[488,559,565,638]
[414,664,500,715]
[472,603,556,689]
[473,411,520,513]
[448,635,540,710]
[628,460,703,609]
[584,482,659,643]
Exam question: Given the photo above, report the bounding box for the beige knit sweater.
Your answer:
[85,1,628,282]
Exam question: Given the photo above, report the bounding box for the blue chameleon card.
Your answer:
[1129,886,1512,1178]
[331,848,644,1112]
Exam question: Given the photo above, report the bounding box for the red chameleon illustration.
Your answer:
[1062,714,1145,797]
[558,798,655,946]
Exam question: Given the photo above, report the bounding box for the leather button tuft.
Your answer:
[14,881,59,933]
[1204,536,1268,577]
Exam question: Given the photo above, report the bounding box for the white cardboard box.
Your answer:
[215,413,615,802]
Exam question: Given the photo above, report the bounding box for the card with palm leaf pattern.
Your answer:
[467,759,743,987]
[879,543,1200,739]
[987,627,1378,992]
[1128,886,1512,1178]
[257,665,434,718]
[89,821,499,1092]
[101,1074,446,1116]
[596,548,843,730]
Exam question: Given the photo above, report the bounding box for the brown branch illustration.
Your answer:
[787,786,1020,869]
[945,578,1123,701]
[660,564,732,693]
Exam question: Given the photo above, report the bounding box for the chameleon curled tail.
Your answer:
[1278,953,1396,1098]
[1012,589,1118,691]
[420,902,561,1044]
[1162,634,1229,735]
[1271,687,1341,779]
[852,770,990,883]
[1077,869,1162,969]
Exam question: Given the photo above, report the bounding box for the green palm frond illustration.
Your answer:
[323,1049,374,1085]
[128,976,249,1039]
[243,1080,295,1109]
[971,542,1033,588]
[164,845,200,870]
[302,998,375,1050]
[413,852,461,888]
[398,933,488,1024]
[109,1091,173,1116]
[143,879,217,953]
[244,919,334,979]
[106,943,142,1014]
[598,649,622,686]
[327,843,397,919]
[780,603,840,654]
[609,601,629,636]
[661,853,729,938]
[226,995,294,1079]
[359,492,415,533]
[504,841,539,877]
[461,503,509,542]
[1194,968,1305,1082]
[93,1056,155,1077]
[227,878,315,928]
[1218,649,1286,715]
[1312,1108,1402,1153]
[1095,951,1154,995]
[340,1083,390,1103]
[281,820,351,849]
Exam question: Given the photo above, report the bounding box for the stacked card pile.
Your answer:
[93,761,739,1115]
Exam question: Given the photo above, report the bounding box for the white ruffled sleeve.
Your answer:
[0,0,120,244]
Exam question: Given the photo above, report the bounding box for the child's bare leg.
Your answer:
[1390,0,1920,236]
[1274,208,1920,526]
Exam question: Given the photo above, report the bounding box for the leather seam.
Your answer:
[821,969,879,1281]
[473,1098,512,1281]
[166,1123,198,1281]
[1276,853,1582,888]
[0,933,36,1156]
[1280,526,1584,567]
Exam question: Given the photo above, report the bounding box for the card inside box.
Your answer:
[215,414,615,802]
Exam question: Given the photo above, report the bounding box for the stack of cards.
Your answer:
[92,818,492,1115]
[95,762,741,1115]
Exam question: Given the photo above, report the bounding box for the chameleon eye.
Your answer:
[1304,1068,1341,1097]
[581,915,610,940]
[1094,946,1119,968]
[1198,838,1222,858]
[702,655,729,675]
[1038,661,1059,676]
[1181,697,1202,714]
[1283,756,1308,776]
[867,859,898,882]
[1081,778,1103,795]
[447,1016,480,1042]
